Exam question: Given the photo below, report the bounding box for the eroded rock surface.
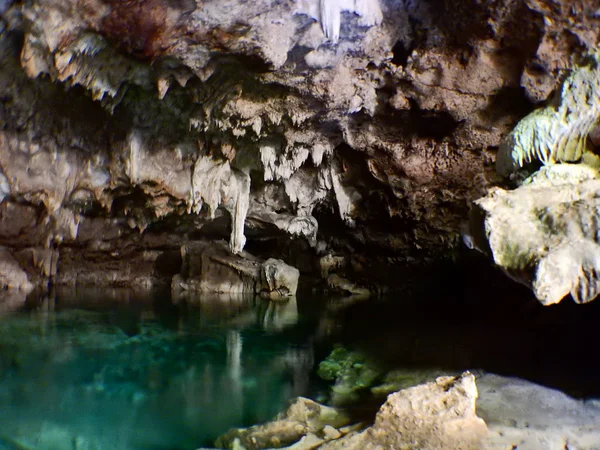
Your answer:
[320,372,488,450]
[172,241,299,298]
[478,373,600,450]
[211,371,600,450]
[213,372,488,450]
[215,396,352,449]
[0,246,33,292]
[0,0,597,289]
[471,165,600,305]
[496,53,600,177]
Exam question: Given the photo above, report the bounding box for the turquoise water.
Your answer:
[0,290,318,449]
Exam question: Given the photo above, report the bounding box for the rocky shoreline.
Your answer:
[206,371,600,450]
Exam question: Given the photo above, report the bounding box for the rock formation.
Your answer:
[171,240,299,299]
[470,53,600,305]
[471,165,600,305]
[215,396,353,449]
[496,53,600,176]
[210,371,600,450]
[0,0,598,295]
[213,372,489,450]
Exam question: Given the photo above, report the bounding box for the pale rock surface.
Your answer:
[0,246,33,292]
[191,157,250,254]
[12,247,59,288]
[496,54,600,177]
[260,258,300,299]
[210,372,600,450]
[215,396,351,449]
[472,164,600,304]
[172,241,299,297]
[0,289,28,315]
[477,373,600,450]
[319,372,488,450]
[0,0,599,288]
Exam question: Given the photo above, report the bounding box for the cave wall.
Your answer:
[0,0,598,290]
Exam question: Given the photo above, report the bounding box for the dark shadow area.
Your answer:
[327,251,600,415]
[409,99,462,139]
[480,86,536,123]
[391,40,410,67]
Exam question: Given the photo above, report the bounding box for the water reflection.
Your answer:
[0,289,317,450]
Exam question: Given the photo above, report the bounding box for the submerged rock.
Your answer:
[317,347,382,405]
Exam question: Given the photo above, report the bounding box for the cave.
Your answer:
[0,0,599,449]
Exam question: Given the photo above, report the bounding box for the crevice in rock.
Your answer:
[408,100,462,139]
[390,40,410,67]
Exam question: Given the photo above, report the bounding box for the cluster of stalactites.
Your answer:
[295,0,383,42]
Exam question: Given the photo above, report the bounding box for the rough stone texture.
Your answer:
[0,0,598,288]
[0,247,33,292]
[477,373,600,450]
[471,164,600,305]
[319,372,488,450]
[496,53,600,177]
[208,372,600,450]
[261,258,300,299]
[215,396,352,449]
[171,241,299,298]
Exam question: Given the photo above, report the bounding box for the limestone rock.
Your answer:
[214,396,351,449]
[210,372,600,450]
[172,241,259,295]
[471,165,600,304]
[191,157,250,255]
[477,373,600,450]
[172,241,299,297]
[319,254,346,279]
[496,53,600,177]
[260,258,299,299]
[0,289,28,315]
[326,274,370,298]
[319,372,488,450]
[0,0,599,288]
[0,247,33,292]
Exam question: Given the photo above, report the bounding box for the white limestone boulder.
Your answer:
[471,164,600,305]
